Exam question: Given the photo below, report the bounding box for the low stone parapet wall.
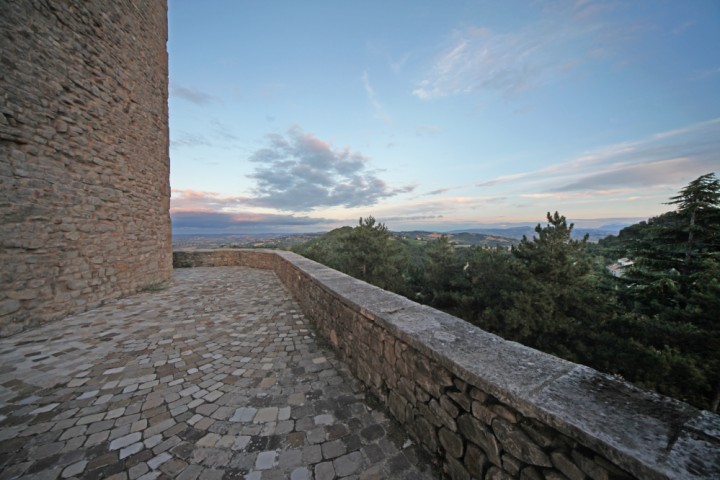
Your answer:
[173,249,720,480]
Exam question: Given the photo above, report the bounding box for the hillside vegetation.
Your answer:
[293,173,720,411]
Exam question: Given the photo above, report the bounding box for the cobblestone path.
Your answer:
[0,267,436,480]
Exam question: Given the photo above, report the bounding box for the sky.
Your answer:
[168,0,720,234]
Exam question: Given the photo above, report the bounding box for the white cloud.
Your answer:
[247,127,413,211]
[473,118,720,195]
[413,2,628,100]
[362,71,392,125]
[170,84,218,105]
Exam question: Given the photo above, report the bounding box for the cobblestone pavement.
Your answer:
[0,267,437,480]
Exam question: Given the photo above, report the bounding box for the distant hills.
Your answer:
[447,223,629,242]
[172,223,629,250]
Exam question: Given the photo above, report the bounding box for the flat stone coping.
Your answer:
[0,266,437,479]
[173,249,720,480]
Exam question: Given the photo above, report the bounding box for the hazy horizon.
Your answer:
[171,215,648,236]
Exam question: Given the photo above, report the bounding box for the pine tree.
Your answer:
[613,173,720,410]
[667,172,720,271]
[338,216,407,292]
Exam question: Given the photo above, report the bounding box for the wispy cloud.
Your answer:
[689,66,720,81]
[171,210,335,233]
[171,120,242,150]
[171,189,338,233]
[170,84,218,105]
[474,118,720,195]
[362,71,392,125]
[415,125,443,137]
[413,1,628,100]
[379,215,444,223]
[389,53,412,74]
[247,127,413,211]
[209,119,239,141]
[170,132,212,148]
[171,189,250,212]
[672,21,695,36]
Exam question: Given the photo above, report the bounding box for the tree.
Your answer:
[667,172,720,272]
[503,212,609,355]
[421,236,468,309]
[338,216,407,292]
[608,173,720,410]
[463,212,609,359]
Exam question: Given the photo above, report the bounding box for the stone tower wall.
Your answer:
[0,1,171,336]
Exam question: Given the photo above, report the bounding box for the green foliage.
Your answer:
[420,236,470,309]
[292,175,720,410]
[467,212,611,359]
[598,173,720,410]
[340,217,408,292]
[292,226,353,271]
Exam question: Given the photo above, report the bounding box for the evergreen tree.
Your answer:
[609,173,720,410]
[338,216,407,292]
[422,235,467,309]
[507,212,608,355]
[667,172,720,272]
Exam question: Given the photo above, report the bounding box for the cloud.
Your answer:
[170,132,212,148]
[362,71,392,125]
[415,125,443,137]
[170,84,217,105]
[171,210,335,233]
[170,189,337,233]
[424,188,451,196]
[689,67,720,81]
[246,127,413,211]
[379,215,444,222]
[672,21,695,36]
[171,120,242,150]
[413,2,628,100]
[209,119,239,141]
[390,53,411,74]
[171,189,251,212]
[520,190,631,199]
[550,158,714,193]
[473,118,720,195]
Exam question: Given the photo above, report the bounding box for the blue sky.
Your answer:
[168,0,720,233]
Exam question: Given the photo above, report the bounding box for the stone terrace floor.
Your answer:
[0,267,437,480]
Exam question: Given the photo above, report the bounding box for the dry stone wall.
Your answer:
[174,249,720,480]
[0,0,172,335]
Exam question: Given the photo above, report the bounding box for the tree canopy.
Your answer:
[293,173,720,411]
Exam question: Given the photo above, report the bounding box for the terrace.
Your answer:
[3,2,717,478]
[0,264,434,479]
[1,250,718,479]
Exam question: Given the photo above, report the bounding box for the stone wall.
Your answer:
[174,249,720,480]
[0,0,172,336]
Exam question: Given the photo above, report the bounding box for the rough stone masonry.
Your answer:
[0,0,172,336]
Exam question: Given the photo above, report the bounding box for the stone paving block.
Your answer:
[255,450,278,470]
[136,471,161,480]
[254,407,278,423]
[196,433,220,447]
[322,439,347,460]
[0,267,434,480]
[229,407,256,422]
[85,430,110,447]
[110,432,142,451]
[119,442,144,460]
[315,461,336,480]
[128,462,149,479]
[147,452,172,470]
